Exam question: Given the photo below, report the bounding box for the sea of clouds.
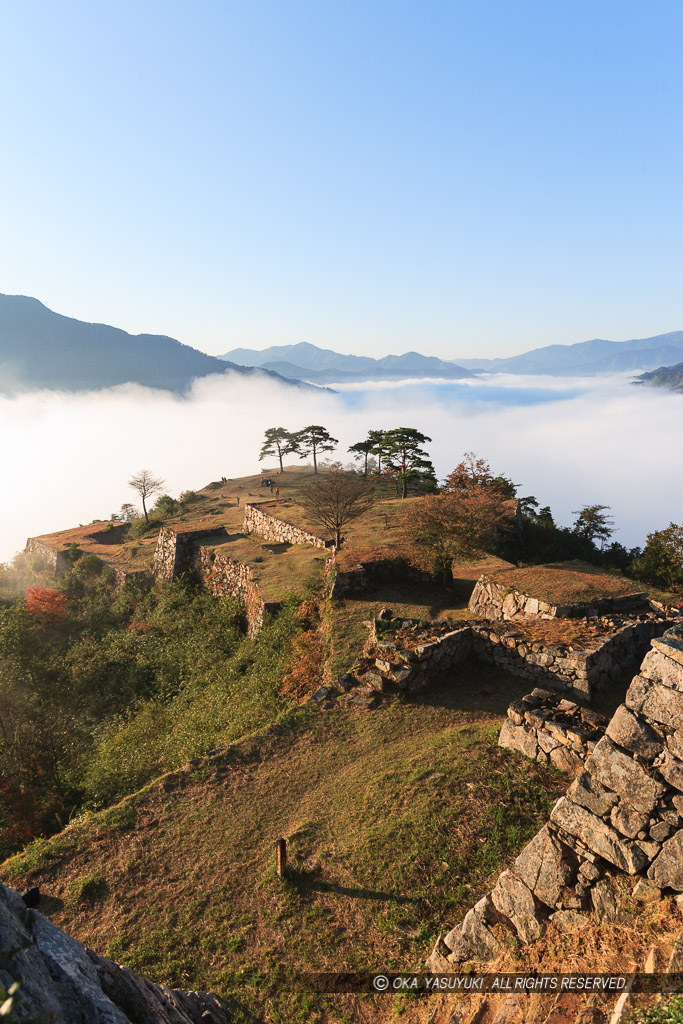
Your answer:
[1,371,680,563]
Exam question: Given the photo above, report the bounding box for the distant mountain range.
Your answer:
[219,342,475,383]
[0,295,310,394]
[4,293,682,393]
[456,332,683,376]
[634,360,683,393]
[222,333,683,381]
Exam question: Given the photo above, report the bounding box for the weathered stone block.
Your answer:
[567,772,617,818]
[550,798,647,874]
[632,878,662,903]
[498,719,538,760]
[605,706,664,759]
[491,870,546,943]
[513,825,577,907]
[550,745,585,776]
[658,756,683,793]
[587,737,662,814]
[590,877,622,923]
[626,676,683,732]
[460,896,504,959]
[648,832,683,890]
[550,909,589,933]
[610,803,650,839]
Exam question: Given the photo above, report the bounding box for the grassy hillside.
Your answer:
[4,670,566,1024]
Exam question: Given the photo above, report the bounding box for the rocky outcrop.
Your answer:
[0,882,231,1023]
[499,689,607,776]
[243,503,331,549]
[428,623,683,970]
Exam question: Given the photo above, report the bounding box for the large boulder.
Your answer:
[513,825,577,907]
[491,870,547,944]
[0,883,232,1024]
[626,675,683,733]
[605,706,664,760]
[586,737,662,814]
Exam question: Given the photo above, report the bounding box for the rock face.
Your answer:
[429,623,683,969]
[0,883,231,1023]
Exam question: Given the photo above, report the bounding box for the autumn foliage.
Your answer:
[403,454,516,572]
[25,587,68,626]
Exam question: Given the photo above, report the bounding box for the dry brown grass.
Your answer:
[488,560,645,606]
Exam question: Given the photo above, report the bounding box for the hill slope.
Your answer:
[634,359,683,393]
[0,294,305,393]
[3,673,565,1023]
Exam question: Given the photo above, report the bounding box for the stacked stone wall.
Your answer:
[331,557,443,597]
[428,623,683,970]
[469,573,648,620]
[349,614,673,703]
[353,622,473,698]
[152,526,226,581]
[194,546,277,635]
[499,688,607,776]
[470,616,671,700]
[243,503,331,549]
[24,538,70,574]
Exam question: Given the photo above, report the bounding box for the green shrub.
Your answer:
[628,995,683,1023]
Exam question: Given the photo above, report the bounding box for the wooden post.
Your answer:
[275,837,287,877]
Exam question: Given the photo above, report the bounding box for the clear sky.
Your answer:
[1,0,682,359]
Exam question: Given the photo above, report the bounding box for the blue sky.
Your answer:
[1,0,682,358]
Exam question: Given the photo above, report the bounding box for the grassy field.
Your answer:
[4,668,566,1024]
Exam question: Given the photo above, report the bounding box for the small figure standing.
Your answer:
[275,486,280,499]
[236,496,240,506]
[269,484,274,493]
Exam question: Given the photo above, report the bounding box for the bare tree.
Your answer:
[300,470,377,547]
[128,469,165,524]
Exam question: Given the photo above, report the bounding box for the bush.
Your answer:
[153,494,180,519]
[628,994,683,1022]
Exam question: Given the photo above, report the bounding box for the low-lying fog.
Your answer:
[2,371,680,563]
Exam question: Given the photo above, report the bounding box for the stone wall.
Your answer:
[499,688,607,776]
[24,538,70,574]
[469,573,648,620]
[243,503,331,549]
[194,546,278,635]
[350,619,474,700]
[428,623,683,970]
[346,613,673,703]
[0,883,231,1023]
[331,556,443,597]
[152,526,227,581]
[470,615,672,701]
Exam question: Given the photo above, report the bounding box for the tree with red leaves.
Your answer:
[25,587,68,627]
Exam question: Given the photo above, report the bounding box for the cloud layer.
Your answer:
[2,372,680,562]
